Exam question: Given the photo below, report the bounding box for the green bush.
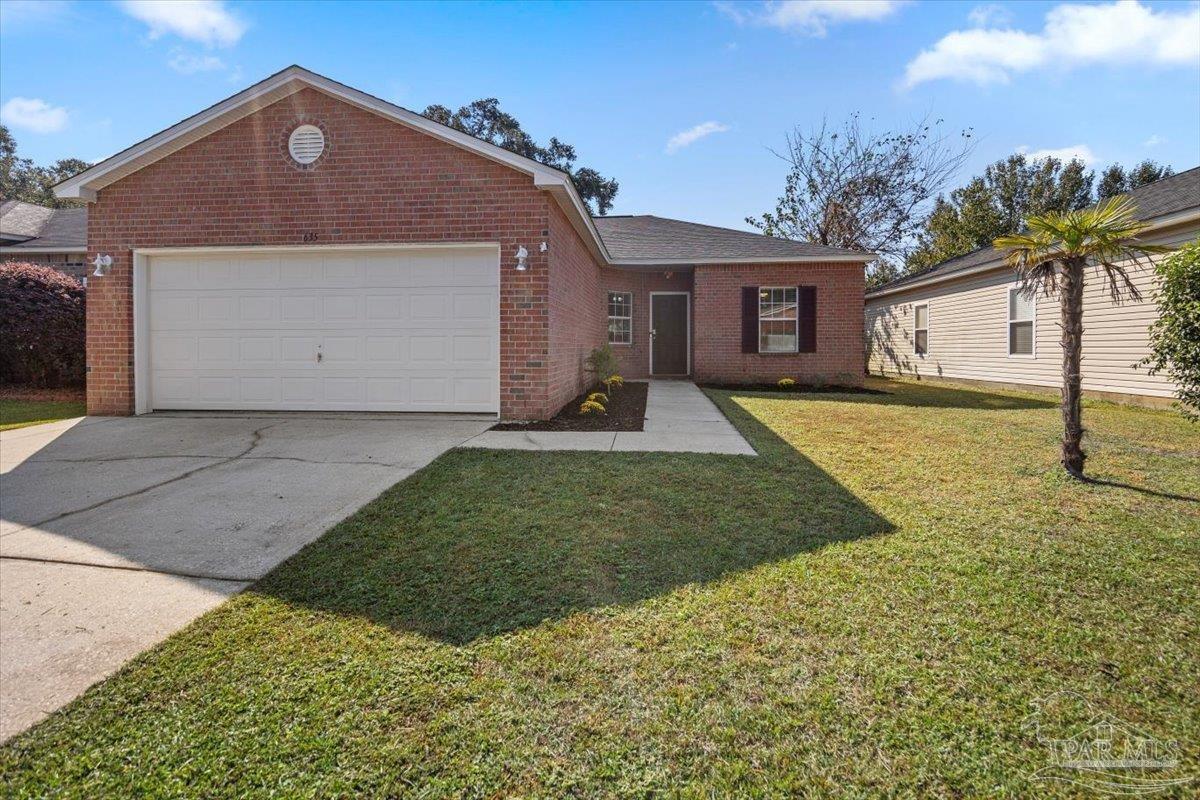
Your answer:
[1143,239,1200,419]
[0,261,85,387]
[584,344,618,390]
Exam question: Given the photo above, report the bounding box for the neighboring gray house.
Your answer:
[0,200,88,281]
[865,167,1200,406]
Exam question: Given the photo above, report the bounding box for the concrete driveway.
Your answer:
[0,412,491,741]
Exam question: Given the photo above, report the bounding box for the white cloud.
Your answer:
[715,0,905,37]
[168,50,225,73]
[118,0,246,47]
[0,97,68,133]
[1143,134,1166,148]
[1017,144,1097,165]
[666,121,730,154]
[967,4,1011,28]
[904,0,1200,88]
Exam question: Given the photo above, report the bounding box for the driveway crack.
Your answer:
[7,424,277,535]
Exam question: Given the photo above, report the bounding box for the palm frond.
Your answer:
[993,192,1170,301]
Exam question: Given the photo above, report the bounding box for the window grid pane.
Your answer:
[914,304,928,329]
[1009,289,1034,321]
[915,329,928,355]
[759,287,798,352]
[607,291,632,345]
[1009,321,1033,355]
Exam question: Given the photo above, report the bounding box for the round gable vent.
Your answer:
[288,124,325,165]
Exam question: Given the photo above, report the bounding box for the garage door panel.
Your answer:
[146,247,498,413]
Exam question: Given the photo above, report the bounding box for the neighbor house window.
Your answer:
[913,303,929,355]
[1008,286,1035,356]
[759,286,798,352]
[607,291,632,345]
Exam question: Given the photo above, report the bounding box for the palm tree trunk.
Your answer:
[1059,257,1086,478]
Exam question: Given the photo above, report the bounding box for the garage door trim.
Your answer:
[131,243,501,415]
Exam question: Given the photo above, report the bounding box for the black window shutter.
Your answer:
[741,286,759,353]
[797,286,817,352]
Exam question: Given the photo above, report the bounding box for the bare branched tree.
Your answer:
[748,114,974,286]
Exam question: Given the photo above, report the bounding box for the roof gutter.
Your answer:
[866,206,1200,300]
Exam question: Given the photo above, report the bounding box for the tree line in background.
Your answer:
[748,114,1173,288]
[422,98,618,216]
[0,125,90,209]
[907,155,1173,275]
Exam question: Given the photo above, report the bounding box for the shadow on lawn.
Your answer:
[254,406,894,645]
[710,381,1057,412]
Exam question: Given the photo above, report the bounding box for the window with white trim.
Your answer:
[913,302,929,355]
[1008,286,1035,356]
[759,286,798,353]
[607,291,632,345]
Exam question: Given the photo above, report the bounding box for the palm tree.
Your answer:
[994,196,1167,479]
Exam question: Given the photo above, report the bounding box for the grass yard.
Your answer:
[2,378,1197,797]
[0,390,86,432]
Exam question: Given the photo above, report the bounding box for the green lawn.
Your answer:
[2,378,1197,797]
[0,398,86,432]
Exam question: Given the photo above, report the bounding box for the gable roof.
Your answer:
[0,201,86,252]
[593,215,871,264]
[55,65,875,268]
[867,166,1200,299]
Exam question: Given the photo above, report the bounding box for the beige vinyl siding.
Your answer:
[865,224,1197,399]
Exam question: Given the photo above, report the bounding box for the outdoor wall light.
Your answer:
[515,245,529,271]
[92,254,113,277]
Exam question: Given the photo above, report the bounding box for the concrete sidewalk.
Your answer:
[462,381,755,455]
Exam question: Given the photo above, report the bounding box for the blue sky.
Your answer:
[2,0,1198,229]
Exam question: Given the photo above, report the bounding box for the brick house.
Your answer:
[54,66,871,420]
[0,200,88,281]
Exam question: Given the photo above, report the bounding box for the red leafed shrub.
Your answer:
[0,262,86,387]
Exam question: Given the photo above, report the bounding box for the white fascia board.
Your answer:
[52,65,614,264]
[55,73,307,199]
[865,207,1200,301]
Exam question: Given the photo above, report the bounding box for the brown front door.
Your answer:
[651,293,689,375]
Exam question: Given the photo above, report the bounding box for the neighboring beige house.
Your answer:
[0,200,88,281]
[865,167,1200,406]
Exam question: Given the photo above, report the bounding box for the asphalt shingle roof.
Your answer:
[592,215,869,262]
[868,166,1200,297]
[0,201,86,250]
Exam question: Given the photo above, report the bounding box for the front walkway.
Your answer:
[462,380,755,455]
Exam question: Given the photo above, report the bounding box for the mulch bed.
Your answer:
[700,383,889,396]
[491,381,648,432]
[0,384,86,402]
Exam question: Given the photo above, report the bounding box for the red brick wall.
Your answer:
[85,87,565,419]
[598,268,694,378]
[692,262,866,385]
[546,203,606,412]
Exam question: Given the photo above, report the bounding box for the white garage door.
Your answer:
[144,246,499,413]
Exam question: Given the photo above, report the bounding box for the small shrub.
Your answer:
[606,374,624,391]
[587,392,609,404]
[579,400,606,415]
[0,262,85,387]
[777,377,796,389]
[585,345,619,389]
